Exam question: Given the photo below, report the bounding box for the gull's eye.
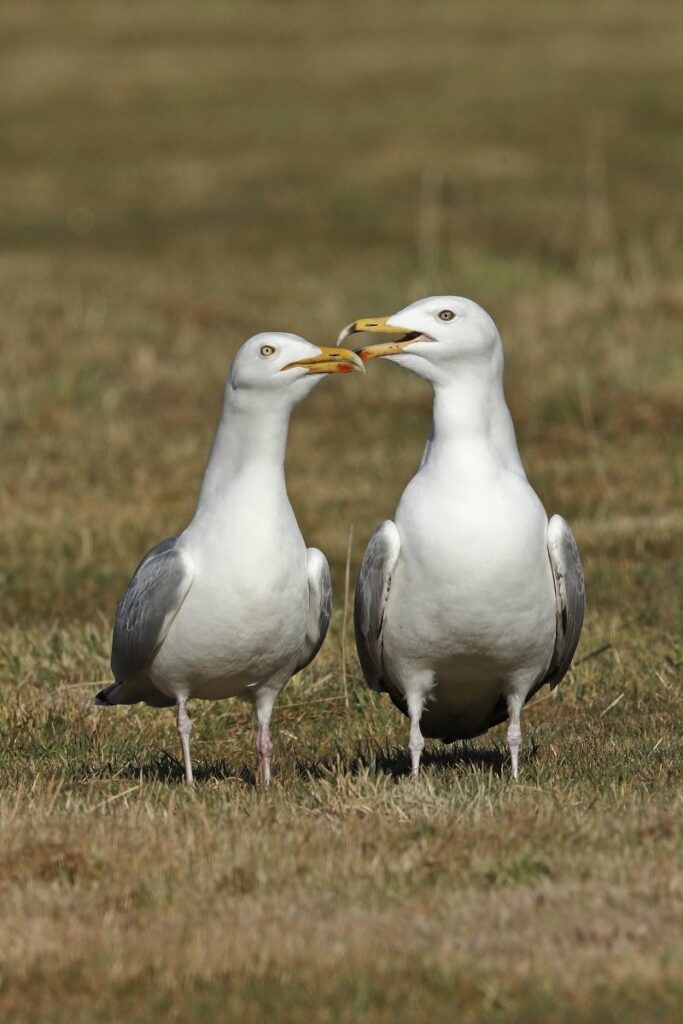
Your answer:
[260,344,276,357]
[438,309,455,322]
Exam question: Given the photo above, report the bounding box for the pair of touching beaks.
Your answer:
[293,314,421,376]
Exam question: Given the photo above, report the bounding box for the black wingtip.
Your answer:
[93,681,122,707]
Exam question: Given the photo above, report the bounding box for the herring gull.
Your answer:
[95,333,364,784]
[339,297,584,778]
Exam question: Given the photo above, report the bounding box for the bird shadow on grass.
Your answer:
[94,751,256,786]
[294,740,508,782]
[91,740,523,787]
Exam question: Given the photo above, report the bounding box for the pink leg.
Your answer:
[257,722,273,785]
[255,698,275,785]
[407,694,425,778]
[506,699,523,781]
[177,697,194,786]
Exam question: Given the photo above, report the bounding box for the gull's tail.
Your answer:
[93,681,125,706]
[93,679,175,708]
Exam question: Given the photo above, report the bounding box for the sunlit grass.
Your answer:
[1,1,682,1021]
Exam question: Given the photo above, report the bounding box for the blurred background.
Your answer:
[1,4,682,1021]
[2,0,681,630]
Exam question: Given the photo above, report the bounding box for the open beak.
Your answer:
[282,346,365,375]
[337,317,421,361]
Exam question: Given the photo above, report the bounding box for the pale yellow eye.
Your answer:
[260,344,276,357]
[438,309,455,322]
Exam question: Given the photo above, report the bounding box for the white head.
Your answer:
[229,332,364,405]
[338,296,502,386]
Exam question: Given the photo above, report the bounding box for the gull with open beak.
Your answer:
[95,333,364,784]
[340,297,584,779]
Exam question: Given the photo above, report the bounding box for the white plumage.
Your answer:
[95,333,363,784]
[340,297,585,778]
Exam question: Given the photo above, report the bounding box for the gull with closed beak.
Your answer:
[95,333,364,784]
[340,297,584,778]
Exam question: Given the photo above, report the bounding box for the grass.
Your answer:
[1,0,682,1021]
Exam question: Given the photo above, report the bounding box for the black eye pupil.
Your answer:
[439,310,454,321]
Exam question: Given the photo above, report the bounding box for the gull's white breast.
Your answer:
[383,457,556,714]
[149,477,308,701]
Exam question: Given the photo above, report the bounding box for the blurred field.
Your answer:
[1,1,682,1021]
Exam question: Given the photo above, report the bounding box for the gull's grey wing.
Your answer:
[105,535,194,700]
[294,548,332,674]
[544,515,585,688]
[354,521,401,691]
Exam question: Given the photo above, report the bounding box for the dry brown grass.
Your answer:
[1,1,682,1021]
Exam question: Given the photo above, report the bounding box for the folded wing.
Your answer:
[354,520,401,691]
[95,535,194,706]
[544,515,585,688]
[294,547,332,674]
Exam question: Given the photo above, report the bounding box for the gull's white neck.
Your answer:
[196,384,291,509]
[424,353,525,477]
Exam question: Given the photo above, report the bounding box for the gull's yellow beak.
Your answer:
[282,346,365,375]
[337,317,420,361]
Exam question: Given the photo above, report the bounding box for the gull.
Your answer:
[339,297,584,779]
[95,333,363,784]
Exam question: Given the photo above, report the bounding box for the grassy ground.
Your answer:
[1,1,682,1021]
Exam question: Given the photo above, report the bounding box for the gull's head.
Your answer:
[338,296,501,384]
[229,332,364,401]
